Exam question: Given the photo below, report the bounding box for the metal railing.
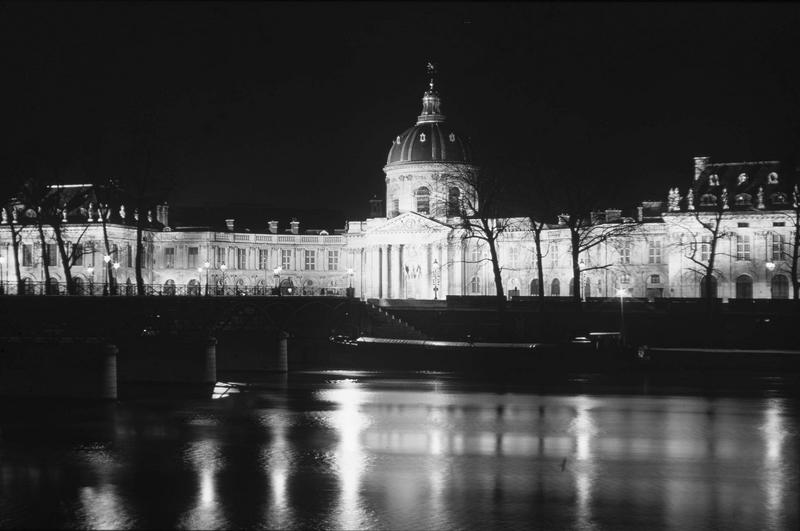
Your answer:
[0,281,351,297]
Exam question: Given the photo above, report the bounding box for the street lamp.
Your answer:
[273,266,282,296]
[220,263,228,295]
[616,287,627,346]
[203,261,210,295]
[87,266,95,296]
[103,254,111,296]
[112,262,120,295]
[432,258,441,300]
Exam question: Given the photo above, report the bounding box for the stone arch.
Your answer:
[771,274,789,299]
[735,274,753,299]
[187,279,201,296]
[164,279,176,296]
[550,278,560,296]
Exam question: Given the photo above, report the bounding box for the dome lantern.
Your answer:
[417,62,446,125]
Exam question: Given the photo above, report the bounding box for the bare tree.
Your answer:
[667,192,731,305]
[773,183,800,299]
[558,185,641,303]
[442,165,511,299]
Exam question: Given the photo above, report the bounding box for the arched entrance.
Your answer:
[735,275,752,299]
[280,278,295,296]
[550,278,560,296]
[530,278,540,296]
[73,277,85,295]
[187,279,201,296]
[771,274,789,299]
[164,279,176,296]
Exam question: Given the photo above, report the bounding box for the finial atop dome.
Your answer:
[417,61,446,124]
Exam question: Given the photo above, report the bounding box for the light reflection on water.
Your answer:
[0,373,797,530]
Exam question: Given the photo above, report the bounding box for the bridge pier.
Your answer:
[276,331,289,372]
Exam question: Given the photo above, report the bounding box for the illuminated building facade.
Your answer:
[1,73,797,300]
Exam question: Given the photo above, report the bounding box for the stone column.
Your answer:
[398,244,405,299]
[386,244,393,299]
[379,246,386,299]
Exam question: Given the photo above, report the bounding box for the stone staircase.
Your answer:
[363,302,428,340]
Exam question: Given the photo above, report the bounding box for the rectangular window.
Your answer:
[648,241,661,264]
[188,247,199,268]
[237,248,247,269]
[328,250,339,271]
[215,247,225,268]
[773,222,785,227]
[281,249,292,270]
[619,243,631,264]
[87,242,95,267]
[22,244,33,267]
[736,235,751,261]
[771,234,784,261]
[508,246,519,269]
[47,243,58,267]
[73,243,83,266]
[165,247,175,268]
[304,249,315,271]
[259,249,269,270]
[619,272,631,284]
[700,236,710,262]
[550,243,558,266]
[126,244,132,268]
[650,274,661,284]
[471,244,481,263]
[391,198,399,217]
[737,222,749,228]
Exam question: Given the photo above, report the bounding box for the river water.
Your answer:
[0,371,798,530]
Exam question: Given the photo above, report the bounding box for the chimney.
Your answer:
[268,220,279,234]
[637,205,644,222]
[605,208,622,222]
[290,219,300,235]
[694,156,710,181]
[156,202,169,229]
[225,218,235,231]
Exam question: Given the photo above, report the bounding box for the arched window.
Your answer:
[47,277,59,295]
[447,187,461,216]
[236,278,246,296]
[469,276,481,294]
[280,278,294,296]
[22,278,35,295]
[73,277,85,296]
[700,276,718,299]
[550,278,560,296]
[771,275,789,299]
[569,277,575,296]
[415,187,430,215]
[530,278,540,296]
[164,279,176,296]
[700,193,717,206]
[187,279,201,296]
[734,193,752,207]
[735,275,753,299]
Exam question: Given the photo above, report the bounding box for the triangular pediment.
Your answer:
[370,211,451,235]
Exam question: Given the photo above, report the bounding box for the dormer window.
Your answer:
[737,173,748,185]
[449,133,456,142]
[396,136,401,145]
[771,192,788,205]
[419,133,426,143]
[709,174,720,186]
[700,193,718,206]
[768,172,779,184]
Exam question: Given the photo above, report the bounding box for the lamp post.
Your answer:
[432,258,440,300]
[203,261,210,295]
[273,266,282,296]
[766,261,776,298]
[0,254,5,295]
[346,267,354,298]
[87,266,95,296]
[616,287,627,346]
[112,262,120,295]
[102,254,111,296]
[220,263,228,296]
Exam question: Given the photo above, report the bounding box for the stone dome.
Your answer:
[385,73,475,167]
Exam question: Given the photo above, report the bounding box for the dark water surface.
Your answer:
[0,371,798,530]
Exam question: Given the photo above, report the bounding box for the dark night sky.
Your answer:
[3,2,800,226]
